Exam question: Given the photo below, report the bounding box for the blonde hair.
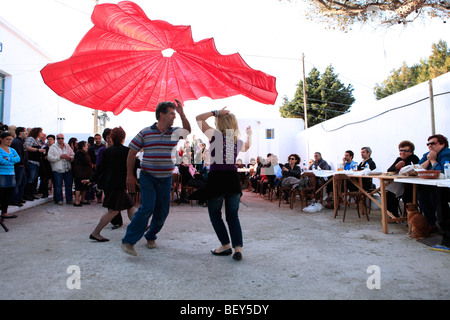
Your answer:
[215,113,240,143]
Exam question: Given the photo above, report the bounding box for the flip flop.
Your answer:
[430,245,450,253]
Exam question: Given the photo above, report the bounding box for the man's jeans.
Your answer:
[208,193,243,248]
[122,171,172,245]
[53,170,73,203]
[11,166,26,203]
[26,162,40,184]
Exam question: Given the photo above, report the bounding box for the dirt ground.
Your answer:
[1,190,449,301]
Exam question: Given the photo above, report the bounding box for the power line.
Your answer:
[242,53,376,92]
[52,0,91,16]
[321,90,450,132]
[306,99,352,109]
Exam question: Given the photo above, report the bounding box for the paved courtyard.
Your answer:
[1,190,449,301]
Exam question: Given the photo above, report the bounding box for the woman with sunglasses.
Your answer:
[419,134,450,172]
[280,154,302,204]
[385,140,419,217]
[418,134,450,243]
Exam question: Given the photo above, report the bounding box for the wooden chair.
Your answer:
[260,179,272,200]
[256,179,263,194]
[333,173,369,222]
[268,182,279,202]
[291,172,316,210]
[278,185,293,207]
[171,173,180,206]
[179,175,195,206]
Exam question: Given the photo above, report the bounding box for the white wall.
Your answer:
[236,117,304,164]
[295,72,450,173]
[0,18,93,135]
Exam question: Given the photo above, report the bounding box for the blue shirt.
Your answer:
[344,160,357,170]
[0,147,21,175]
[419,147,450,172]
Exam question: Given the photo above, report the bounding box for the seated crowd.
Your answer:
[229,135,449,246]
[0,122,448,247]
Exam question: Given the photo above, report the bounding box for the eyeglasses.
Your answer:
[399,149,411,153]
[426,141,436,146]
[57,137,64,140]
[289,158,296,161]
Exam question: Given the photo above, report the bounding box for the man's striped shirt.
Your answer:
[129,123,180,178]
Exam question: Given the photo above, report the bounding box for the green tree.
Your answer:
[280,65,355,127]
[374,40,450,99]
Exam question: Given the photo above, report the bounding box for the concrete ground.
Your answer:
[1,190,449,301]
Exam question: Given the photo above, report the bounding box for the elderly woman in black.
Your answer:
[72,141,92,206]
[280,154,302,203]
[89,127,135,242]
[386,140,420,217]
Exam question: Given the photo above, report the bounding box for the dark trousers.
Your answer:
[11,166,27,203]
[0,187,14,214]
[418,185,450,246]
[208,193,243,248]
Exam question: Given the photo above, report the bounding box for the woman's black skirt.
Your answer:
[189,170,242,201]
[103,188,135,211]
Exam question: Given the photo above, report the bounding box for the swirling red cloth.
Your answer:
[41,1,278,115]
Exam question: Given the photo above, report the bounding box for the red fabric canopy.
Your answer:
[40,1,278,115]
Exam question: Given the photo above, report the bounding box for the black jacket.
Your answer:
[281,163,301,181]
[94,144,130,190]
[387,154,420,173]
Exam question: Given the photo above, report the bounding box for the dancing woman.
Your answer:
[195,108,251,261]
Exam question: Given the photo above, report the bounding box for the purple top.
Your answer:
[209,129,243,172]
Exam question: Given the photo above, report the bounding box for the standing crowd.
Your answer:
[0,124,133,219]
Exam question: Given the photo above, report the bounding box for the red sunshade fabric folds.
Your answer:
[41,1,278,115]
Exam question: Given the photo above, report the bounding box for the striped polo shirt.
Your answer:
[129,123,180,178]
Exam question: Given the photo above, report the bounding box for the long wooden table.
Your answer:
[342,173,409,234]
[312,170,450,234]
[312,170,409,234]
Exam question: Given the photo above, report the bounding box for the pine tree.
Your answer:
[374,40,450,100]
[279,65,354,127]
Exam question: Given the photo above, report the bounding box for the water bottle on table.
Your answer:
[445,161,450,179]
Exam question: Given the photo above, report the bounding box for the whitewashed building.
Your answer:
[0,16,93,135]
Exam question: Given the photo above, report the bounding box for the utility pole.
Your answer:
[302,53,309,170]
[302,53,308,130]
[428,79,435,135]
[93,0,99,135]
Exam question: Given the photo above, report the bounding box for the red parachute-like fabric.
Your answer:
[40,1,278,115]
